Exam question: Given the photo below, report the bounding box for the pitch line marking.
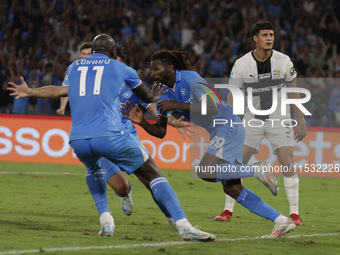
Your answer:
[0,171,80,175]
[0,233,338,255]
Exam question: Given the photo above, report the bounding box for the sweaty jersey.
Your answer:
[157,70,238,134]
[64,53,142,140]
[229,50,297,120]
[120,84,150,134]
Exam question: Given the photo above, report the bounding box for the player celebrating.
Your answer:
[215,21,305,226]
[121,49,296,238]
[8,34,215,242]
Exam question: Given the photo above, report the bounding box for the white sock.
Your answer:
[224,194,235,212]
[176,218,191,230]
[274,214,289,224]
[99,212,114,226]
[284,174,299,215]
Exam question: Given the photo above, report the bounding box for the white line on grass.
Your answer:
[0,171,80,175]
[0,233,338,255]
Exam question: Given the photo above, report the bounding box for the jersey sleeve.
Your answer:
[229,61,243,88]
[124,66,142,89]
[285,58,297,83]
[140,101,151,109]
[190,78,212,102]
[62,64,73,86]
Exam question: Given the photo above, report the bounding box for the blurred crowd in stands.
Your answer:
[0,0,340,127]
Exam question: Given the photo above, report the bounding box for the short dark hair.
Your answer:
[80,42,92,52]
[114,44,127,63]
[251,21,275,37]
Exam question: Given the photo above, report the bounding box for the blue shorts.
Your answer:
[206,124,245,164]
[70,132,149,175]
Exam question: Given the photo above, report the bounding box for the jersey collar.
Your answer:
[171,70,182,91]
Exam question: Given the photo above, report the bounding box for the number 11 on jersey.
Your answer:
[77,66,104,96]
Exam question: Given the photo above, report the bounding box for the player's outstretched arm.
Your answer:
[147,104,193,140]
[8,76,68,99]
[57,96,69,115]
[121,101,167,138]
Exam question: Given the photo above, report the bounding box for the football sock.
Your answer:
[86,169,109,216]
[284,174,299,215]
[224,194,236,212]
[215,164,255,182]
[151,193,172,219]
[274,214,289,224]
[236,188,280,222]
[149,177,186,222]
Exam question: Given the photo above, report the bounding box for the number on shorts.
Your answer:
[209,136,225,150]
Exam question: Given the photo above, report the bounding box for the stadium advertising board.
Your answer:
[0,114,339,177]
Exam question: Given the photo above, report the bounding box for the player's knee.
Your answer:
[224,184,243,199]
[197,171,216,182]
[115,182,131,197]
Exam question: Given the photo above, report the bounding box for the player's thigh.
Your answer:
[133,157,163,185]
[99,157,121,182]
[206,125,245,164]
[242,145,257,164]
[69,139,101,173]
[92,134,150,175]
[267,124,294,152]
[243,124,265,154]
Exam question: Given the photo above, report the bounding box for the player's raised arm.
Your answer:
[8,76,68,99]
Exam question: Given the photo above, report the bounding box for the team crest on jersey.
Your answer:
[123,90,132,99]
[181,88,187,96]
[273,70,280,79]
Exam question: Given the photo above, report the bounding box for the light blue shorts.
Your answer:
[206,124,245,164]
[70,132,149,176]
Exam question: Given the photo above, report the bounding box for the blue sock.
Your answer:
[151,193,172,218]
[236,188,280,222]
[86,169,109,216]
[215,164,255,182]
[149,177,185,221]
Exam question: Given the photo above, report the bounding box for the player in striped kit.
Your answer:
[215,21,305,226]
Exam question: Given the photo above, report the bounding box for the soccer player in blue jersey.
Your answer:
[121,49,296,238]
[8,34,215,242]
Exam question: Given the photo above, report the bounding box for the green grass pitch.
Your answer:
[0,162,339,255]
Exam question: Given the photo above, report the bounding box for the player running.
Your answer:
[8,34,215,242]
[121,49,296,238]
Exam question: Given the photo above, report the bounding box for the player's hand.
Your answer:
[56,108,65,116]
[7,76,29,99]
[294,119,306,142]
[157,99,178,114]
[150,82,168,101]
[172,116,195,140]
[121,100,144,125]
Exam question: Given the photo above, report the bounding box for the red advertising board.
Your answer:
[1,114,339,177]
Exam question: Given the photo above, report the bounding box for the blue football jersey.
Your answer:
[156,70,236,133]
[65,53,142,140]
[120,84,150,134]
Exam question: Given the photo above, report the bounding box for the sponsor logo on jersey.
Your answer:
[273,70,280,79]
